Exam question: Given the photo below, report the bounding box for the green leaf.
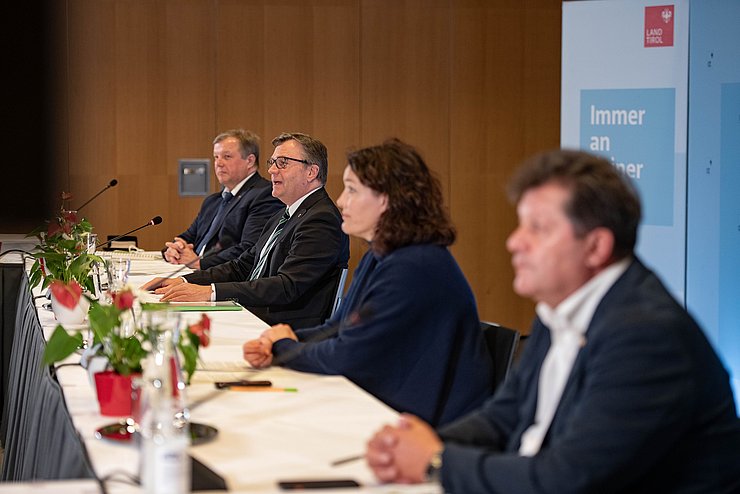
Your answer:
[179,342,198,385]
[42,325,84,365]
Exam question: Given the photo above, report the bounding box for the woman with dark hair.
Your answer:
[243,138,492,426]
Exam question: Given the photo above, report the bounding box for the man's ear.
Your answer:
[306,163,320,181]
[585,227,615,269]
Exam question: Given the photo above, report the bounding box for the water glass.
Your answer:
[109,257,131,291]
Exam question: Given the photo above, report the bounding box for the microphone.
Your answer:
[95,216,163,250]
[76,179,118,212]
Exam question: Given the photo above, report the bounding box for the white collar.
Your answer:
[224,171,256,197]
[536,257,631,338]
[286,186,323,217]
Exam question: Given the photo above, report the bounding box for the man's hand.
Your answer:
[173,245,201,269]
[243,336,274,368]
[163,237,190,263]
[158,282,211,302]
[141,276,185,292]
[366,414,443,484]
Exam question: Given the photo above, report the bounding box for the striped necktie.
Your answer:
[249,208,290,280]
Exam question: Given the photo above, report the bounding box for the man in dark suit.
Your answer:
[366,150,740,493]
[144,132,350,329]
[162,129,283,270]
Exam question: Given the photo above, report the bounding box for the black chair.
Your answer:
[480,321,521,392]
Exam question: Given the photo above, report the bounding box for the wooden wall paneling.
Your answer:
[449,0,498,326]
[311,0,361,201]
[521,3,561,154]
[450,1,560,333]
[312,0,362,283]
[156,0,218,251]
[360,0,451,173]
[215,1,267,144]
[359,0,452,278]
[66,0,119,241]
[113,0,170,250]
[262,1,318,142]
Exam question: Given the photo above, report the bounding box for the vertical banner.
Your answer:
[562,0,689,302]
[687,0,740,410]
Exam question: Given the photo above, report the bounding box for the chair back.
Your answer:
[330,268,349,318]
[480,321,521,392]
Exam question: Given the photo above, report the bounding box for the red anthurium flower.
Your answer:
[47,219,62,237]
[111,290,134,310]
[62,210,78,224]
[50,280,82,310]
[188,314,211,347]
[200,314,211,331]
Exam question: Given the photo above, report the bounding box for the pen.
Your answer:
[228,386,298,392]
[330,454,364,467]
[214,380,272,389]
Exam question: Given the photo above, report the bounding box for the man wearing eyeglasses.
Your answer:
[143,132,350,329]
[161,129,283,270]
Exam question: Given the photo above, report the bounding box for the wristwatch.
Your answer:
[425,448,444,483]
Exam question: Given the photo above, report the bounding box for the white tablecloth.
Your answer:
[39,254,441,494]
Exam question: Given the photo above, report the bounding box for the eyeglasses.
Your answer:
[267,156,311,169]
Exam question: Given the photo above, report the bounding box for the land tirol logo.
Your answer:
[644,5,674,47]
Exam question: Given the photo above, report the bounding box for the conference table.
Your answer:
[2,252,441,494]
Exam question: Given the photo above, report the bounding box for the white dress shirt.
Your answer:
[518,258,630,456]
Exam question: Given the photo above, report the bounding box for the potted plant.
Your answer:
[27,192,102,323]
[43,285,211,416]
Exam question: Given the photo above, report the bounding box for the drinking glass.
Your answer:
[109,257,131,291]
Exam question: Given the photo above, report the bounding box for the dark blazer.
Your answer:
[438,258,740,494]
[272,244,493,427]
[177,172,282,270]
[185,187,350,329]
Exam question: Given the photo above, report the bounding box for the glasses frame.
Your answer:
[267,156,312,169]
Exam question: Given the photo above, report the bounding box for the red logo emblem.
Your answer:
[645,5,674,47]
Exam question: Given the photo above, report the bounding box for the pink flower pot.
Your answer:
[94,370,138,417]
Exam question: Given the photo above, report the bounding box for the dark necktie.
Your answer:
[249,208,290,280]
[196,190,233,255]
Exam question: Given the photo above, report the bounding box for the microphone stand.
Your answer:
[96,217,162,250]
[77,179,118,213]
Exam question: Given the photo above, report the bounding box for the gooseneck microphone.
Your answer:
[76,179,118,213]
[95,216,163,250]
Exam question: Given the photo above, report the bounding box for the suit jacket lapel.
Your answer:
[254,187,327,269]
[221,172,262,218]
